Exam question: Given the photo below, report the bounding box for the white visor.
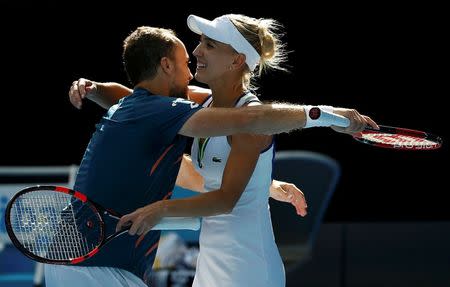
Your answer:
[187,14,261,71]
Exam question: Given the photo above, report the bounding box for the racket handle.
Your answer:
[153,217,201,231]
[321,110,350,128]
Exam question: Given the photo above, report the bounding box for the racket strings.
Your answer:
[10,190,100,260]
[362,133,439,147]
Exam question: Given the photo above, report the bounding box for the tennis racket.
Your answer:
[323,110,443,150]
[4,185,200,264]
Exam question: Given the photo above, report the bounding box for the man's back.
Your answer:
[73,88,201,282]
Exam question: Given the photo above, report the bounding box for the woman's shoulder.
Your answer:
[236,92,262,107]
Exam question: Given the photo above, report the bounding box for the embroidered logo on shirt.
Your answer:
[212,157,222,163]
[171,98,199,109]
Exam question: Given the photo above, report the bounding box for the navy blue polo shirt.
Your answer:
[73,88,201,284]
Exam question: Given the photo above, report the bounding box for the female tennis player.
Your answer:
[113,14,376,287]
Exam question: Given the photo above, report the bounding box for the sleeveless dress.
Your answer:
[191,93,285,287]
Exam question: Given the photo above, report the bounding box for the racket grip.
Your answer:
[153,217,201,231]
[321,110,350,128]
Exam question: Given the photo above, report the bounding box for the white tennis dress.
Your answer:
[192,94,285,287]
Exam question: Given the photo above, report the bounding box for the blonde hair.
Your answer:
[228,14,289,90]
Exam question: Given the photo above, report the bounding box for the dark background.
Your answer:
[2,3,447,222]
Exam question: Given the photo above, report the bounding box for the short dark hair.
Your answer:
[123,26,178,86]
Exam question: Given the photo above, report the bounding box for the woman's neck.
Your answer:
[209,83,246,108]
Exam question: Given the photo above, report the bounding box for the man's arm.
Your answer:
[179,104,378,137]
[69,79,378,136]
[69,78,131,109]
[69,78,211,109]
[179,104,306,137]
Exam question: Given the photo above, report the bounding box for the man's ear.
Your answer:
[160,57,173,74]
[231,53,246,70]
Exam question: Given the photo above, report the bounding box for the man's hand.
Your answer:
[270,180,307,217]
[332,108,379,134]
[69,78,97,109]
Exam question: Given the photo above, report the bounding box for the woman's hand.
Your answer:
[116,201,165,236]
[270,180,307,217]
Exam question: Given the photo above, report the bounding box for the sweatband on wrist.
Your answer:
[317,105,334,114]
[304,105,344,128]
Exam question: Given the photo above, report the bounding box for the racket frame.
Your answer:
[5,185,113,264]
[353,125,442,150]
[5,185,200,264]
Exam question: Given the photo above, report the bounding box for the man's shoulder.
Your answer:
[123,95,200,122]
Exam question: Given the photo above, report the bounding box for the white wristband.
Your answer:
[317,105,334,114]
[303,105,349,128]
